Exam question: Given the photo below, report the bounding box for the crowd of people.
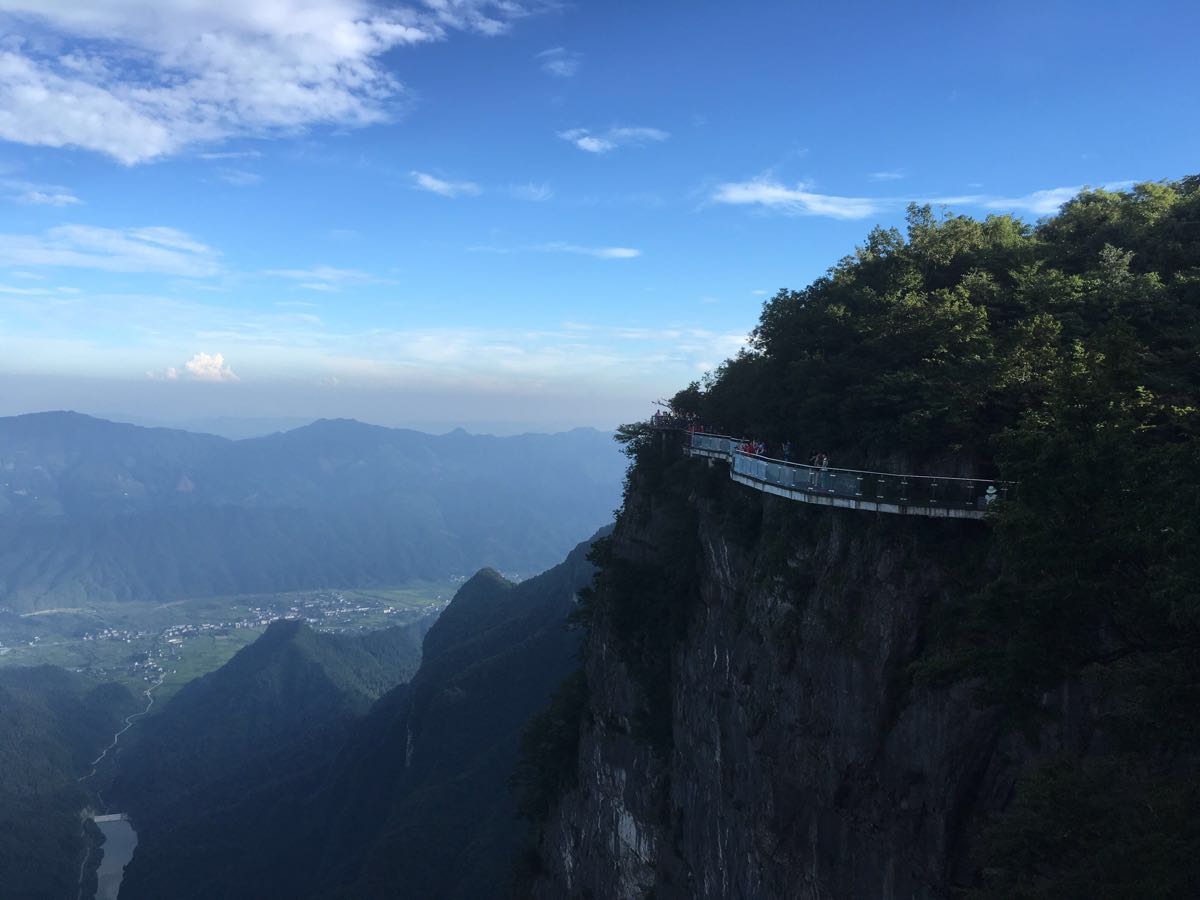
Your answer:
[650,410,711,433]
[652,411,831,470]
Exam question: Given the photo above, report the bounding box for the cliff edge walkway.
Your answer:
[658,423,1015,521]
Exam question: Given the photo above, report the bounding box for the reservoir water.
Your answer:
[94,816,138,900]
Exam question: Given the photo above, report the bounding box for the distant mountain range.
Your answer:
[0,412,625,611]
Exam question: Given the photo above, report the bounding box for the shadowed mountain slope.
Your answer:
[112,530,605,900]
[0,666,138,900]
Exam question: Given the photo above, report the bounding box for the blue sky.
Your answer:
[0,0,1197,433]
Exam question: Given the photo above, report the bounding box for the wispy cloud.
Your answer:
[264,265,380,291]
[0,282,54,295]
[0,224,220,276]
[0,1,547,164]
[926,181,1137,216]
[538,242,640,259]
[868,169,906,181]
[472,242,641,259]
[216,168,262,187]
[197,150,262,160]
[411,170,482,197]
[19,189,82,206]
[3,178,82,206]
[558,126,669,154]
[711,177,881,220]
[712,175,1135,220]
[537,47,581,77]
[506,181,554,202]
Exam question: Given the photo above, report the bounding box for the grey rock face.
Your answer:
[531,463,1093,899]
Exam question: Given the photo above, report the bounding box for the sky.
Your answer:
[0,0,1197,434]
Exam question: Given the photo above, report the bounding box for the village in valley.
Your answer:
[0,582,460,700]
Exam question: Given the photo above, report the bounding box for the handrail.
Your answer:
[675,427,1016,517]
[694,434,1009,484]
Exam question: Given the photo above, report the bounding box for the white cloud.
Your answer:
[985,188,1080,215]
[711,175,1136,222]
[507,181,553,202]
[0,282,52,295]
[869,169,905,181]
[711,177,881,220]
[410,170,481,197]
[197,150,262,160]
[0,224,220,275]
[536,47,580,77]
[184,351,239,382]
[265,265,379,290]
[927,181,1136,216]
[216,168,262,187]
[539,242,640,259]
[146,352,237,382]
[558,126,669,154]
[472,241,641,259]
[18,189,82,206]
[3,177,81,205]
[0,1,545,164]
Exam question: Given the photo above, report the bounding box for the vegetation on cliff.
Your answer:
[556,179,1200,896]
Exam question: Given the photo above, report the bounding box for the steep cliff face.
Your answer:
[530,445,1097,899]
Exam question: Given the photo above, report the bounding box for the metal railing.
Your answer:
[688,432,1015,513]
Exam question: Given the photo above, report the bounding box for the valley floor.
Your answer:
[0,581,455,703]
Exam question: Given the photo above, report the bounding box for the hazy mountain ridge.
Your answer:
[0,412,624,610]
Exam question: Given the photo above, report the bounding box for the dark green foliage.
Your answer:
[0,414,624,611]
[573,436,706,754]
[972,756,1200,900]
[0,666,138,900]
[511,668,589,823]
[623,179,1200,894]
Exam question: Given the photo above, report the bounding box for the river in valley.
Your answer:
[76,676,160,900]
[93,817,138,900]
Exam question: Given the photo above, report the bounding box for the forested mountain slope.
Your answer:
[111,530,602,899]
[526,180,1200,898]
[0,414,623,610]
[0,666,138,900]
[109,617,430,821]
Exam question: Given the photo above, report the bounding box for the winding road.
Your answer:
[78,674,163,783]
[75,675,162,900]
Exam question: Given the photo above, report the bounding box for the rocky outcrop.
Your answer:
[530,448,1098,899]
